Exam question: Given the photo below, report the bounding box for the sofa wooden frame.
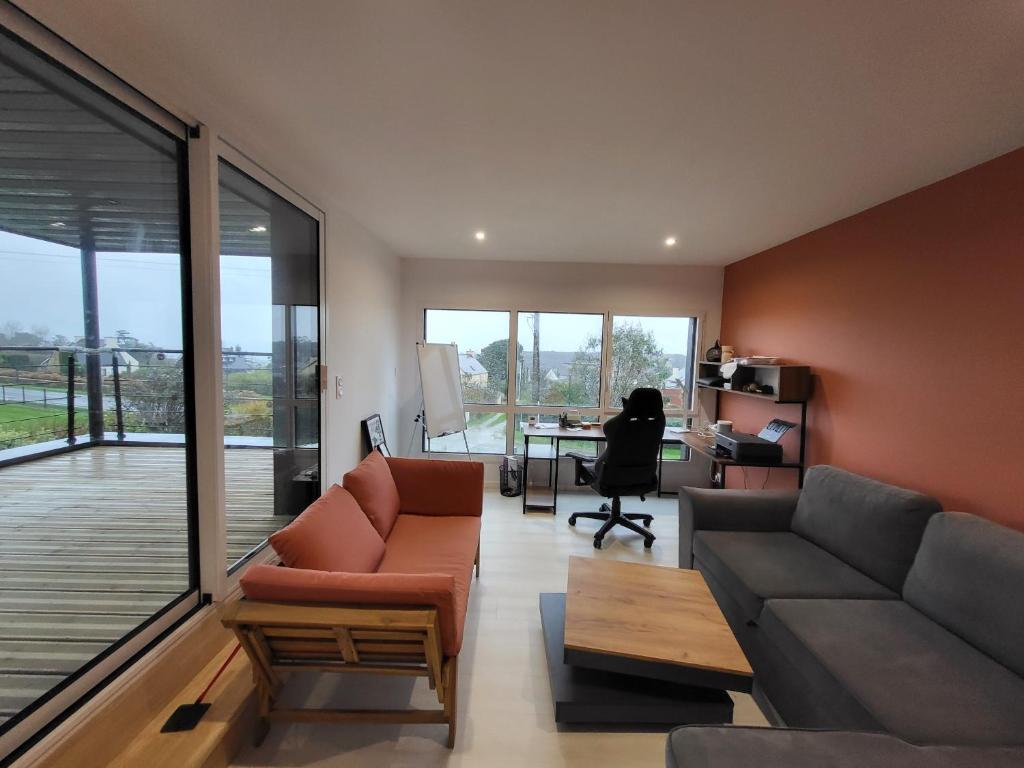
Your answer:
[221,599,460,748]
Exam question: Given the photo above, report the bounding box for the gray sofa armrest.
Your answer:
[678,487,801,568]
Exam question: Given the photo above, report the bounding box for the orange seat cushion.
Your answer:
[343,451,402,538]
[377,514,481,654]
[269,484,384,573]
[239,564,465,655]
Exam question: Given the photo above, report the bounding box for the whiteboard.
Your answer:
[416,342,467,438]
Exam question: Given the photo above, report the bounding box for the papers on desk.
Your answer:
[667,427,692,434]
[531,422,557,429]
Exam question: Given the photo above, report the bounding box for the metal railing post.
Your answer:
[66,354,76,445]
[112,355,125,440]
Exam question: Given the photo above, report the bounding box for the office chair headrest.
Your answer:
[622,387,665,415]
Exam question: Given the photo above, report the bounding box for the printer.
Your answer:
[714,429,783,464]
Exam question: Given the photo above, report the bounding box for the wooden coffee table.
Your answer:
[539,556,752,725]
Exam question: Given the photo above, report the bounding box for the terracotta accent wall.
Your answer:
[719,147,1024,529]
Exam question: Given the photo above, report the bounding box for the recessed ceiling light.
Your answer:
[249,225,267,233]
[664,236,677,247]
[50,221,66,228]
[474,230,486,241]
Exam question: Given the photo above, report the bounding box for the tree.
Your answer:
[122,367,186,433]
[570,322,671,405]
[477,339,522,403]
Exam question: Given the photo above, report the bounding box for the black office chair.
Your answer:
[566,387,665,549]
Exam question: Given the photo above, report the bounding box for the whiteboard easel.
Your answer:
[409,342,471,459]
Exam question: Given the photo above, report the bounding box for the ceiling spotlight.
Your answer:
[50,221,66,228]
[474,230,486,241]
[664,236,677,247]
[249,225,267,233]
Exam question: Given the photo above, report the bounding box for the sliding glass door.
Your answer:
[218,160,320,571]
[0,27,197,759]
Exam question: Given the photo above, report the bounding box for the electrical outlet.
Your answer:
[335,376,344,399]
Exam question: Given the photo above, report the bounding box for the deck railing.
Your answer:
[0,345,274,452]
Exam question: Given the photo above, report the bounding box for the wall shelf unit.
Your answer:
[696,361,811,487]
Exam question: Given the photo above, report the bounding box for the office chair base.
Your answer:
[569,497,655,549]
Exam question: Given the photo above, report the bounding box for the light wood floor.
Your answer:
[232,490,768,768]
[0,446,277,726]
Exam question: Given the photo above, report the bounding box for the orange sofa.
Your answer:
[222,452,484,748]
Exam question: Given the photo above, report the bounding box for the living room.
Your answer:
[0,2,1021,767]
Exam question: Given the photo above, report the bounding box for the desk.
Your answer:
[521,423,687,513]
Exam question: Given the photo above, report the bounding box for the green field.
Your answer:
[0,402,73,423]
[0,402,87,448]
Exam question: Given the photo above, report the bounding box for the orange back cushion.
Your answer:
[269,484,384,573]
[343,450,401,538]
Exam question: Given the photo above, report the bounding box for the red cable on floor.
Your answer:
[195,643,243,705]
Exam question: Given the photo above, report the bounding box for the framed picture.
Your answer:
[361,413,390,457]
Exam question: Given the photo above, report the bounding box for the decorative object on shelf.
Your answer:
[719,361,738,380]
[705,339,722,363]
[743,382,775,395]
[720,345,735,363]
[734,355,782,365]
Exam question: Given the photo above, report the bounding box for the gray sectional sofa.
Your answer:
[669,465,1024,766]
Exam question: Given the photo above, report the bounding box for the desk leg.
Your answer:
[522,435,529,514]
[552,437,560,515]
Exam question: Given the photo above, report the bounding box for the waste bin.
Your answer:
[499,455,523,497]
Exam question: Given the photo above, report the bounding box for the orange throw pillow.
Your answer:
[269,484,384,573]
[343,450,401,538]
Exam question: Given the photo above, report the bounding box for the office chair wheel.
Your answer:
[643,519,651,528]
[593,537,603,550]
[568,514,577,526]
[643,537,654,550]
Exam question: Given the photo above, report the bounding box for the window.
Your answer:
[429,412,509,454]
[0,29,197,757]
[219,160,321,571]
[422,309,510,454]
[422,309,699,457]
[515,312,603,407]
[609,315,697,412]
[424,309,510,404]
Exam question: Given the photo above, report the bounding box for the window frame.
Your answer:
[419,307,704,457]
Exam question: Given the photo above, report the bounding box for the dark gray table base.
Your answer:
[539,593,734,726]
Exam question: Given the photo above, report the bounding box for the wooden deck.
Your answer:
[0,446,277,726]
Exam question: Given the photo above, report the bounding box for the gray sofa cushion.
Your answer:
[904,511,1024,678]
[666,726,1024,768]
[759,599,1024,746]
[791,465,940,592]
[693,531,896,623]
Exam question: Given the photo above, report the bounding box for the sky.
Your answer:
[0,230,272,352]
[425,309,693,355]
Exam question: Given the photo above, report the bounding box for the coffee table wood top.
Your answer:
[564,556,752,678]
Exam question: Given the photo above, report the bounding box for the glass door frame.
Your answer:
[0,5,202,762]
[216,141,327,590]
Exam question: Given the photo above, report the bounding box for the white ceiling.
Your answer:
[14,0,1024,265]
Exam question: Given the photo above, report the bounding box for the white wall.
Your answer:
[398,258,724,486]
[15,1,404,479]
[323,212,401,479]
